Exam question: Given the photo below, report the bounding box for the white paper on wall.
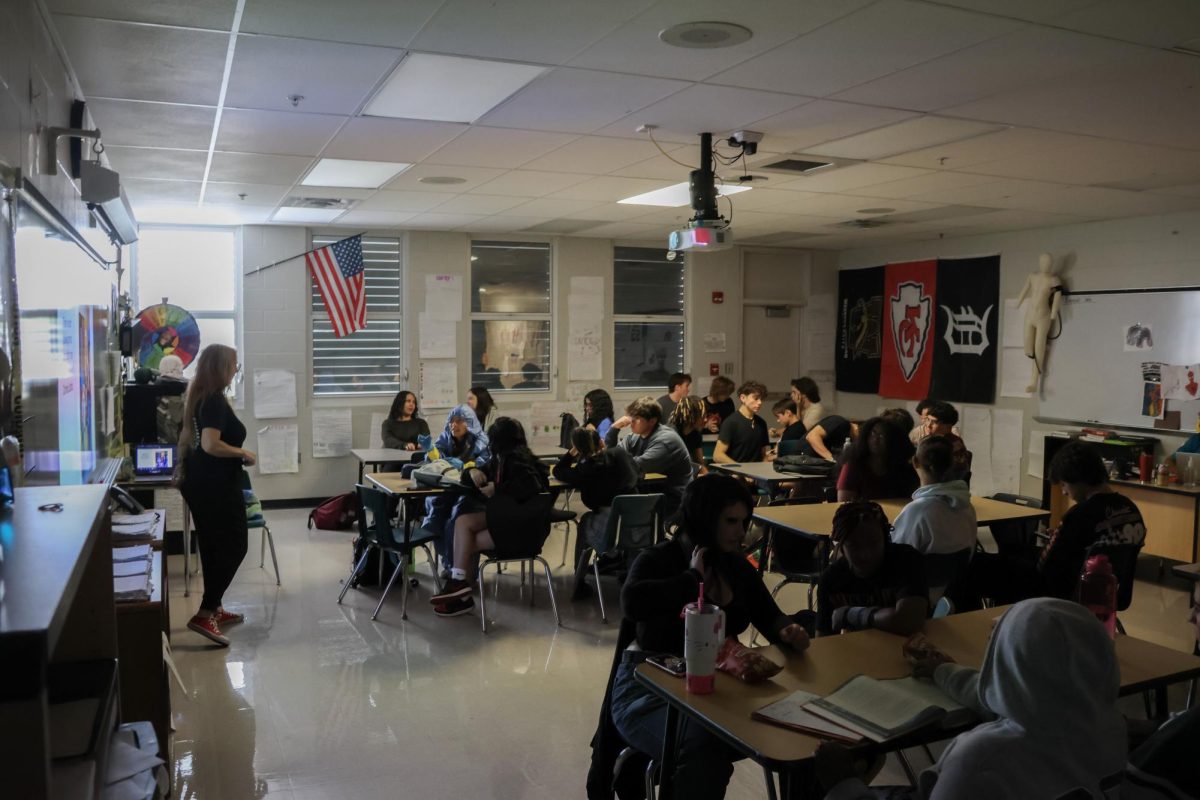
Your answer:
[258,424,299,473]
[992,409,1023,463]
[418,312,457,358]
[703,333,727,353]
[1027,434,1045,480]
[425,274,463,321]
[962,407,993,497]
[253,369,297,419]
[1002,298,1024,348]
[369,412,386,449]
[568,287,603,381]
[311,408,352,458]
[1000,347,1033,398]
[420,360,459,409]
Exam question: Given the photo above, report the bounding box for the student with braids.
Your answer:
[815,501,929,637]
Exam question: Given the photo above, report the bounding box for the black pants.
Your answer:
[183,481,249,612]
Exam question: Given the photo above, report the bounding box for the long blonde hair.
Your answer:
[179,344,238,462]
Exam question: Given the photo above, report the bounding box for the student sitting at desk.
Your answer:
[381,390,429,451]
[790,376,827,430]
[702,375,736,433]
[816,501,928,637]
[552,427,638,576]
[605,397,694,517]
[657,371,692,423]
[921,400,970,480]
[817,598,1126,800]
[801,414,857,462]
[910,397,961,445]
[582,388,615,440]
[836,417,917,502]
[611,475,810,800]
[770,398,807,443]
[467,385,496,428]
[713,380,770,464]
[430,417,548,617]
[420,404,491,573]
[669,395,708,476]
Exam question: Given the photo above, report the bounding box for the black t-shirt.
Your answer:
[817,542,928,635]
[681,428,703,458]
[1039,491,1146,599]
[780,421,807,442]
[802,414,851,458]
[703,397,736,430]
[185,393,246,487]
[718,411,770,462]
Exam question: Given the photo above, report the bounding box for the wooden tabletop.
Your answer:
[712,461,827,484]
[1172,562,1200,582]
[365,471,572,496]
[753,495,1049,537]
[635,606,1200,768]
[351,448,422,464]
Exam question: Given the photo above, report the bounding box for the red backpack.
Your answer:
[307,492,358,531]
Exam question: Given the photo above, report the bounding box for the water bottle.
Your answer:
[1078,554,1118,638]
[683,601,725,694]
[1138,451,1152,482]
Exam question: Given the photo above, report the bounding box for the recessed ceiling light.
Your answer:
[420,176,468,185]
[660,21,752,49]
[618,181,752,207]
[363,53,547,123]
[302,158,411,189]
[856,207,896,214]
[272,207,345,224]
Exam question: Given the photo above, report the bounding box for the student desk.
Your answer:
[351,447,422,482]
[753,495,1050,538]
[711,461,828,493]
[635,606,1200,798]
[1172,561,1200,582]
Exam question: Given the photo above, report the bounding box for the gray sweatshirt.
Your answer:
[891,480,978,555]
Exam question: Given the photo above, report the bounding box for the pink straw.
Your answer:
[697,581,705,611]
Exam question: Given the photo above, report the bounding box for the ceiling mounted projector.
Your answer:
[666,131,734,254]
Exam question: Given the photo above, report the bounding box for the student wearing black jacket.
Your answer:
[554,427,639,575]
[430,417,549,617]
[609,475,809,799]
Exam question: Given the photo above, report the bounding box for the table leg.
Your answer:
[763,766,779,800]
[657,703,679,798]
[1155,686,1169,721]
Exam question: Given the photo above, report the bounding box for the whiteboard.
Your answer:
[1040,288,1200,431]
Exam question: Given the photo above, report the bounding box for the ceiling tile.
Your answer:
[431,194,527,215]
[384,164,507,193]
[86,98,215,149]
[569,0,873,80]
[400,212,488,230]
[879,127,1089,170]
[216,109,344,156]
[964,140,1200,188]
[50,0,236,30]
[1053,0,1200,49]
[424,127,577,169]
[104,146,208,181]
[925,0,1094,24]
[548,176,674,202]
[780,163,933,193]
[354,190,452,213]
[409,0,653,64]
[202,182,289,206]
[478,68,688,134]
[135,202,276,225]
[53,16,228,104]
[1152,183,1200,198]
[833,27,1139,112]
[504,197,604,217]
[743,100,917,155]
[239,0,443,48]
[207,151,314,184]
[1008,185,1200,217]
[457,216,554,233]
[522,135,678,174]
[334,210,419,227]
[225,35,402,114]
[607,151,706,181]
[472,170,594,197]
[852,170,1002,200]
[121,178,201,205]
[906,177,1065,209]
[810,117,1005,161]
[573,221,663,239]
[322,117,467,162]
[595,84,808,142]
[710,0,1021,98]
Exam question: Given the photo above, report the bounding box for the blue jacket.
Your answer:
[433,404,491,466]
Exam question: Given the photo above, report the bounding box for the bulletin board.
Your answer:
[1039,287,1200,431]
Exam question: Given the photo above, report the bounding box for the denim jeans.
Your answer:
[610,658,739,800]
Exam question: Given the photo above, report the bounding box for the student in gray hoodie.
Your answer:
[891,435,978,601]
[817,597,1127,800]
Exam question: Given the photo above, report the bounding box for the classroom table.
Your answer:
[635,605,1200,798]
[118,477,196,596]
[352,447,423,482]
[752,495,1049,538]
[710,461,829,494]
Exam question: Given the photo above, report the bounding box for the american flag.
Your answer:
[307,234,366,338]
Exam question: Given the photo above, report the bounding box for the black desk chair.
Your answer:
[577,493,664,623]
[477,492,560,633]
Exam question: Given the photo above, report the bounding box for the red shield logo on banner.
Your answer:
[889,281,932,381]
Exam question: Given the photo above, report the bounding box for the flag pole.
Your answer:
[244,232,367,277]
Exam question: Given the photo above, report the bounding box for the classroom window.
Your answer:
[613,246,685,390]
[470,240,552,391]
[132,226,240,382]
[310,235,402,396]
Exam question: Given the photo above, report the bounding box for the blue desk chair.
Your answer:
[239,472,279,586]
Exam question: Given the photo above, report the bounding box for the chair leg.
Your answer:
[372,554,405,621]
[645,758,658,800]
[421,544,442,592]
[594,558,607,623]
[259,524,266,567]
[400,551,411,620]
[536,557,561,627]
[559,521,571,568]
[896,751,919,786]
[478,560,492,633]
[520,560,526,587]
[529,560,536,606]
[264,525,281,586]
[338,546,372,604]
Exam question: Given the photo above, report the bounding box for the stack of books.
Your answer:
[112,544,152,602]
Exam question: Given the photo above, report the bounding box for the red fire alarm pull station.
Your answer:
[709,363,720,376]
[712,291,724,304]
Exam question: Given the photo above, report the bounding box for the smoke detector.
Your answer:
[660,21,753,49]
[419,175,468,185]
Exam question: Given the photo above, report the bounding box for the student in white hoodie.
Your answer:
[891,435,978,601]
[816,597,1127,800]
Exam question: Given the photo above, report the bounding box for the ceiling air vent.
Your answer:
[758,157,835,174]
[832,218,892,230]
[283,196,357,210]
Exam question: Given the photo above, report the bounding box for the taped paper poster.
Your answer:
[425,274,463,321]
[418,312,457,359]
[258,424,299,473]
[1141,381,1165,418]
[369,412,386,449]
[312,408,353,458]
[420,360,459,409]
[253,369,297,419]
[1123,323,1153,351]
[1162,364,1200,401]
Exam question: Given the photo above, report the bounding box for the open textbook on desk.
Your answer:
[755,675,975,743]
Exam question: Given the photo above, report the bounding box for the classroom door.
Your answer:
[741,304,801,399]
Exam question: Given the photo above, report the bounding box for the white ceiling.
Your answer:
[47,0,1200,249]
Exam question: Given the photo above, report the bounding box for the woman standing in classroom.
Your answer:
[178,344,256,647]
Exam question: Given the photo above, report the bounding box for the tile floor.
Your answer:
[165,508,1197,799]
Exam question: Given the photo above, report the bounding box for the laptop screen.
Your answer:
[134,445,175,475]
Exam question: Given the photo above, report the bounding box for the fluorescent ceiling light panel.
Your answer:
[618,182,752,207]
[301,158,411,189]
[363,53,547,123]
[272,207,345,223]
